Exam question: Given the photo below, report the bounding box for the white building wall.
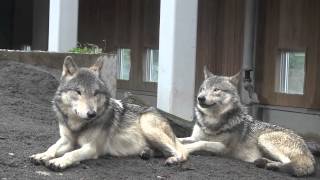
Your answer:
[157,0,198,121]
[48,0,78,52]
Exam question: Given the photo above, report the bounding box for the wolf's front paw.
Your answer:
[45,157,73,171]
[165,156,180,166]
[30,152,54,165]
[139,148,154,160]
[254,158,268,168]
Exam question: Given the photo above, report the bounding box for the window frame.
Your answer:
[275,49,306,95]
[117,48,132,81]
[143,48,159,83]
[117,46,158,94]
[114,0,159,95]
[255,47,313,109]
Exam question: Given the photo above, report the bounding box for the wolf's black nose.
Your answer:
[197,96,206,103]
[87,111,97,119]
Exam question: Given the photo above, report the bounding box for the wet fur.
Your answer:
[30,56,188,171]
[179,67,316,177]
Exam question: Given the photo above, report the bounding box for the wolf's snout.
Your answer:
[197,96,206,104]
[87,111,97,119]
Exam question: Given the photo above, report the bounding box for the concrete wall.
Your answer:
[255,105,320,136]
[115,91,320,137]
[0,50,117,97]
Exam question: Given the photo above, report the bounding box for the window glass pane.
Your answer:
[117,48,131,80]
[275,51,305,95]
[144,49,159,82]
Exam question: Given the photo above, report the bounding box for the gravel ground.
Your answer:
[0,61,319,180]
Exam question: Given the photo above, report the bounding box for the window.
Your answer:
[275,51,305,95]
[117,48,131,80]
[143,49,159,82]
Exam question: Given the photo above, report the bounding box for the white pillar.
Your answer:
[157,0,198,121]
[48,0,78,52]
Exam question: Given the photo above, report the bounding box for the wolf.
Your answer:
[179,67,316,177]
[30,56,188,171]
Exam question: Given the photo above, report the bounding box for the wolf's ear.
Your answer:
[90,57,104,76]
[229,72,241,86]
[204,66,214,79]
[62,56,78,79]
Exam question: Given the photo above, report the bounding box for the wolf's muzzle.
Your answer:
[197,96,216,108]
[87,111,97,119]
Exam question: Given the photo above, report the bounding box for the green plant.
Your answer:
[69,43,102,54]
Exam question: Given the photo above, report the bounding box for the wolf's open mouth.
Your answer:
[198,102,216,108]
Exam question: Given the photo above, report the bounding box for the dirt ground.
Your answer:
[0,61,319,180]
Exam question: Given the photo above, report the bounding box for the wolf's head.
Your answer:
[54,56,110,121]
[196,66,241,116]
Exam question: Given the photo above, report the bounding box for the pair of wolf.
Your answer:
[30,56,315,176]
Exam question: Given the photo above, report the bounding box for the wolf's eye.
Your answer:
[75,90,81,95]
[93,91,98,96]
[213,88,219,92]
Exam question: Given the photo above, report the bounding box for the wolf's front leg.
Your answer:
[179,124,203,144]
[184,141,226,154]
[45,143,98,171]
[178,137,197,144]
[30,137,73,165]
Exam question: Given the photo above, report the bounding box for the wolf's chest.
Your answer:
[193,123,233,144]
[202,116,220,127]
[204,130,234,145]
[67,118,86,131]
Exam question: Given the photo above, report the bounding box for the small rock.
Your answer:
[35,170,51,176]
[178,162,195,171]
[8,153,14,156]
[156,175,168,179]
[82,164,89,169]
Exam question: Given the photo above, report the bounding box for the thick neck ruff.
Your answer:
[53,98,113,132]
[195,105,243,135]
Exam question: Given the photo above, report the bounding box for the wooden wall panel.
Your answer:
[114,0,132,47]
[255,0,279,106]
[12,0,34,49]
[78,0,118,51]
[32,0,49,51]
[78,0,160,92]
[143,0,160,48]
[78,0,159,51]
[314,0,320,108]
[0,0,14,49]
[195,0,245,89]
[255,0,320,109]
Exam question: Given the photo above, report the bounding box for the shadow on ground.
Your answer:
[0,61,319,180]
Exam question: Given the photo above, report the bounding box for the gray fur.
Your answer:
[30,56,188,171]
[180,68,315,177]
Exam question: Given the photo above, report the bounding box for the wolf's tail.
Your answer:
[279,155,315,177]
